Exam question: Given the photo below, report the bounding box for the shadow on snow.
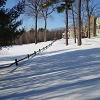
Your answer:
[0,47,100,100]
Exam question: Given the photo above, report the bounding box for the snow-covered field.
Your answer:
[0,36,100,100]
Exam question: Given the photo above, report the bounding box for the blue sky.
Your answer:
[6,0,66,31]
[5,0,100,30]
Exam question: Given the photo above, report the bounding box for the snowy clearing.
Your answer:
[0,36,100,100]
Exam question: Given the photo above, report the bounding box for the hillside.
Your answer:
[0,36,100,100]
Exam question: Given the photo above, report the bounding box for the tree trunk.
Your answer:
[65,1,68,45]
[86,0,90,38]
[77,0,82,46]
[35,6,38,44]
[44,18,47,42]
[72,5,76,43]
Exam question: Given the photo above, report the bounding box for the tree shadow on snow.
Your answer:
[0,47,100,100]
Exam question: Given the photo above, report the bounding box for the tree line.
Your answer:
[14,28,64,45]
[24,0,100,45]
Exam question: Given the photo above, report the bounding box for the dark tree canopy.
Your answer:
[0,0,25,48]
[0,0,7,7]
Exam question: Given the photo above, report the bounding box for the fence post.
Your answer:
[27,54,29,59]
[39,49,41,52]
[34,51,36,55]
[43,47,45,50]
[15,59,18,66]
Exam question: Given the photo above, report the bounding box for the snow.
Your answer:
[0,36,100,100]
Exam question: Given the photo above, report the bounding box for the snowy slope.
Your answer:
[0,36,100,100]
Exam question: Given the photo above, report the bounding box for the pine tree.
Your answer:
[42,0,75,45]
[0,0,25,48]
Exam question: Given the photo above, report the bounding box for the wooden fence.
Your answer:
[0,40,56,69]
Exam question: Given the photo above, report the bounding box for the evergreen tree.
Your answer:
[0,0,25,48]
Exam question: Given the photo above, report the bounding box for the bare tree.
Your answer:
[85,0,90,38]
[25,0,42,44]
[72,4,76,43]
[85,0,100,38]
[41,0,56,42]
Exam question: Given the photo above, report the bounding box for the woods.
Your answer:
[14,28,64,45]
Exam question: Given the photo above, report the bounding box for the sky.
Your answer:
[5,0,100,31]
[5,0,66,31]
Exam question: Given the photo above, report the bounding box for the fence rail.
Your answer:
[0,39,56,69]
